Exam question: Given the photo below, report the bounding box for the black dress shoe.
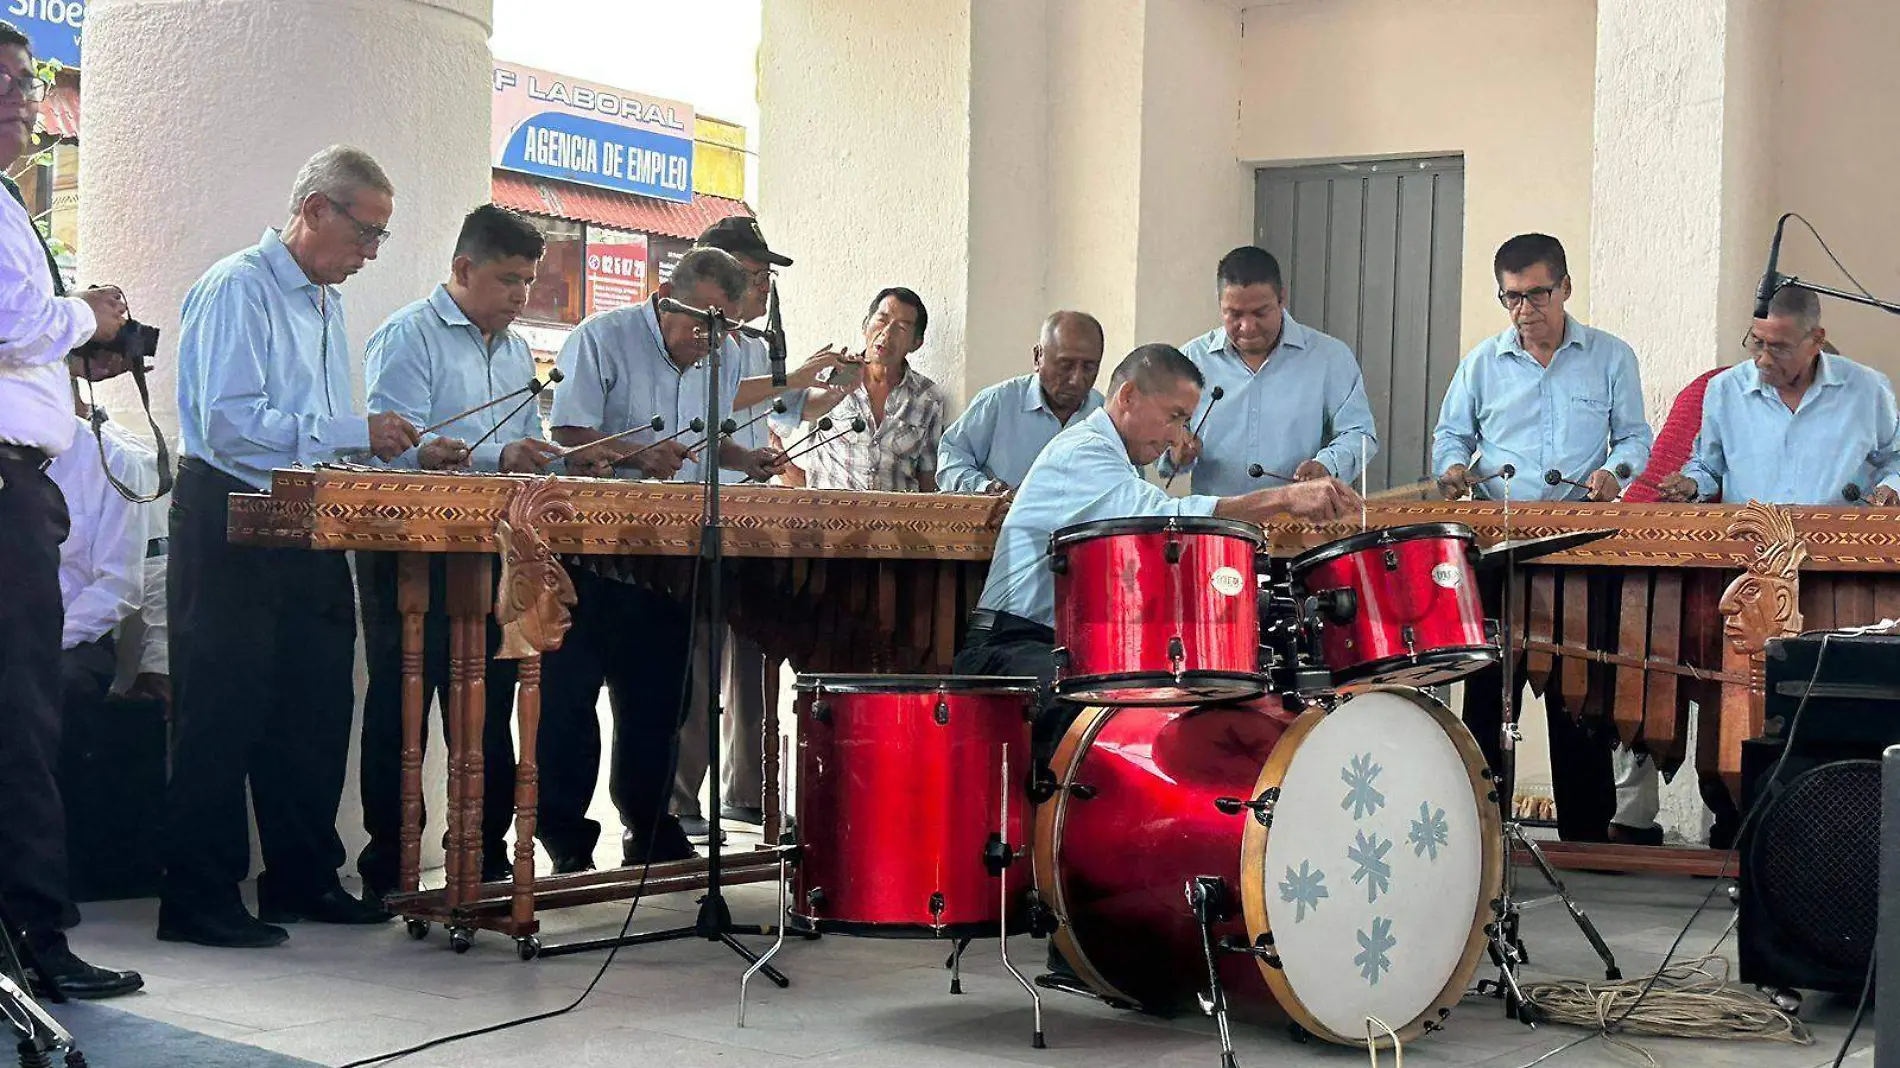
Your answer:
[623,818,698,866]
[720,805,766,827]
[539,821,601,876]
[677,814,712,838]
[28,941,143,1000]
[156,904,289,949]
[260,886,393,925]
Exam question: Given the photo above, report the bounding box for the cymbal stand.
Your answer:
[1476,473,1620,1026]
[0,911,84,1067]
[738,736,796,1027]
[995,745,1046,1050]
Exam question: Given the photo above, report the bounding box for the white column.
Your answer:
[1589,0,1774,419]
[77,0,496,870]
[78,0,497,437]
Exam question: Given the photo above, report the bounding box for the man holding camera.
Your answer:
[162,146,421,948]
[0,19,142,998]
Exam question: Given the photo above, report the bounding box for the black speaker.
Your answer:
[1878,745,1900,1068]
[1738,633,1900,996]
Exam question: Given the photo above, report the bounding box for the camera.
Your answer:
[70,319,160,382]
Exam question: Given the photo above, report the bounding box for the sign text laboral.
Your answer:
[492,62,695,205]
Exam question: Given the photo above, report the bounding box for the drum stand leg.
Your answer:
[1510,821,1621,981]
[1186,877,1241,1068]
[737,854,791,1028]
[995,746,1047,1050]
[945,938,971,995]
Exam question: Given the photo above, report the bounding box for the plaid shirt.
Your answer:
[798,363,948,492]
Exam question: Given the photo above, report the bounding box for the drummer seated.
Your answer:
[953,343,1359,751]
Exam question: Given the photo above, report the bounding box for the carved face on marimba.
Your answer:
[1718,570,1796,656]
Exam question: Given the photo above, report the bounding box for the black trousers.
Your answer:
[1460,658,1617,842]
[355,553,517,891]
[162,459,358,912]
[0,449,74,940]
[950,612,1073,765]
[536,567,694,855]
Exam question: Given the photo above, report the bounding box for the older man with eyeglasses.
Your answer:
[161,146,422,948]
[1656,286,1900,507]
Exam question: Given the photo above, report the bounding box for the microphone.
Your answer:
[1755,213,1792,319]
[657,296,775,343]
[766,280,788,387]
[1163,385,1224,490]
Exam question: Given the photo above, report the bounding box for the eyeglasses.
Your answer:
[747,266,777,284]
[1498,285,1560,310]
[1740,332,1807,361]
[0,69,49,103]
[323,195,391,250]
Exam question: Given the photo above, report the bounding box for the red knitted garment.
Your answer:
[1622,367,1726,502]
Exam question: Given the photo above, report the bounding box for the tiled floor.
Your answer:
[55,854,1875,1068]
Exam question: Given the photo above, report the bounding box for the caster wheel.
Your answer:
[1768,988,1801,1016]
[405,918,430,941]
[450,928,474,954]
[516,936,541,961]
[1727,883,1741,905]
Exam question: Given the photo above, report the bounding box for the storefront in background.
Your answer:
[490,60,754,366]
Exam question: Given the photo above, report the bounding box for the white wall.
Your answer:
[757,0,974,396]
[1238,0,1599,355]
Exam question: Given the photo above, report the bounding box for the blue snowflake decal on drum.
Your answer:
[1408,801,1449,861]
[1339,753,1387,819]
[1347,829,1393,903]
[1278,860,1329,922]
[1355,917,1397,986]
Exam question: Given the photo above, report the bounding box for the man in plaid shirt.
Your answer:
[796,287,947,492]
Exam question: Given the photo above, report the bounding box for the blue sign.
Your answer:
[6,0,85,70]
[500,111,693,205]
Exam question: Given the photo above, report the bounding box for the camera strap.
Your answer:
[82,363,173,505]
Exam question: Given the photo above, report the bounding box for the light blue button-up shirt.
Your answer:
[1431,316,1653,501]
[979,407,1221,628]
[1160,314,1378,495]
[937,374,1105,494]
[549,297,743,484]
[726,334,808,484]
[177,229,370,490]
[1682,353,1900,505]
[364,286,544,472]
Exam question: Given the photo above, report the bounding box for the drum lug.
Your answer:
[1218,932,1283,970]
[810,699,832,725]
[983,832,1013,877]
[1168,636,1186,676]
[1049,550,1068,576]
[928,891,947,925]
[1028,766,1060,804]
[1163,540,1184,565]
[1212,788,1278,827]
[805,887,827,911]
[1066,782,1098,801]
[1383,548,1401,571]
[1026,890,1058,938]
[934,696,951,726]
[1052,646,1071,673]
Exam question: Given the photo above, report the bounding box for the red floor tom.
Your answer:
[792,675,1037,937]
[1051,517,1266,705]
[1287,523,1498,687]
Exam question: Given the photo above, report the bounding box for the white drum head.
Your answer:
[1244,688,1496,1041]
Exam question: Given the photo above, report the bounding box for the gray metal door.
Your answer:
[1254,157,1465,492]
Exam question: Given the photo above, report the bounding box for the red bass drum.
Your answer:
[1288,523,1498,688]
[1051,516,1267,706]
[792,675,1036,937]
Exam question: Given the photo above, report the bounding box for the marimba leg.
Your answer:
[397,554,428,897]
[446,554,493,905]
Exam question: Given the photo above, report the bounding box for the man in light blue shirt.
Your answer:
[539,248,786,870]
[1659,286,1900,507]
[953,343,1358,709]
[1162,247,1378,494]
[1433,233,1649,846]
[1433,234,1653,503]
[353,206,562,906]
[164,146,417,949]
[937,310,1105,494]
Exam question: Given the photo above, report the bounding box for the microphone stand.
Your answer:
[537,301,792,990]
[1774,276,1900,316]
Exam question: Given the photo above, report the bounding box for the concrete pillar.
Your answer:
[1588,0,1775,420]
[78,0,497,438]
[77,0,497,870]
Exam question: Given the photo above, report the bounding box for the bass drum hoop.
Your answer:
[1029,705,1146,1009]
[1236,685,1503,1045]
[794,673,1040,696]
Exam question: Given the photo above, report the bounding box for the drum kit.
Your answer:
[738,514,1612,1064]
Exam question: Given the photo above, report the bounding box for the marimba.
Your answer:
[228,468,1005,951]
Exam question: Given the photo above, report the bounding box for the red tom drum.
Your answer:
[1287,523,1498,688]
[1051,516,1267,705]
[792,675,1037,937]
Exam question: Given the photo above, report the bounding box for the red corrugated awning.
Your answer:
[38,85,78,140]
[491,170,752,241]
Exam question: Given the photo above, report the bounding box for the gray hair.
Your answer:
[1766,285,1821,335]
[669,247,747,303]
[288,145,394,216]
[1041,310,1105,351]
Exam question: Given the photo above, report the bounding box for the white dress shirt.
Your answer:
[100,420,169,680]
[0,188,96,455]
[48,416,143,648]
